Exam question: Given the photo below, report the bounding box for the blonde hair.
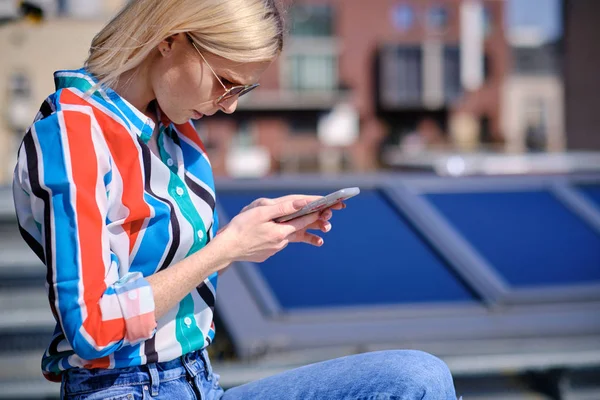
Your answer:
[85,0,284,90]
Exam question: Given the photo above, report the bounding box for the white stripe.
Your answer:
[54,71,112,103]
[175,125,212,167]
[185,170,216,199]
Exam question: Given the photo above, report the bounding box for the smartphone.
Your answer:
[274,187,360,223]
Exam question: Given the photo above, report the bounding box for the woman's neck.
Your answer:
[113,62,155,115]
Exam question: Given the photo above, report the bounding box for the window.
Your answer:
[483,6,493,37]
[289,54,337,91]
[290,4,333,37]
[392,4,415,31]
[428,6,448,30]
[443,46,461,101]
[380,46,423,107]
[9,72,31,97]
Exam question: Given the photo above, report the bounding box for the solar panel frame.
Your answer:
[213,174,600,359]
[215,177,484,317]
[398,174,600,305]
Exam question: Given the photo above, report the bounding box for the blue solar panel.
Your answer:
[576,184,600,209]
[424,191,600,288]
[217,189,476,311]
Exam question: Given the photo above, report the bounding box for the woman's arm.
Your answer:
[147,197,328,319]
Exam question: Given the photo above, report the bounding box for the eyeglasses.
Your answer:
[187,34,260,105]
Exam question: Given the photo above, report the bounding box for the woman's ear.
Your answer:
[157,34,184,57]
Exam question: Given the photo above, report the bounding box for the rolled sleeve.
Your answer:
[101,272,157,345]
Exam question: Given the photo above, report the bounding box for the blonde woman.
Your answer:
[13,0,458,399]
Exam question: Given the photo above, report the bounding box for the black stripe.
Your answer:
[205,223,213,244]
[144,336,158,364]
[48,332,66,355]
[139,137,181,363]
[196,282,215,313]
[18,224,44,262]
[23,130,56,316]
[184,174,215,211]
[138,139,181,272]
[39,99,54,119]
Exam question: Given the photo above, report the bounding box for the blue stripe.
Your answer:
[103,169,112,187]
[35,114,87,352]
[179,137,214,190]
[114,342,143,367]
[129,193,173,276]
[37,111,121,359]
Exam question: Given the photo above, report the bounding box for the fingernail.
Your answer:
[317,238,324,246]
[324,223,331,232]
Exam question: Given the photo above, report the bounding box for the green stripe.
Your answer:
[157,127,207,352]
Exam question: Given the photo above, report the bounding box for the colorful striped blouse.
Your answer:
[12,68,219,382]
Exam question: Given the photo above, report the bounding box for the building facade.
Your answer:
[0,0,509,182]
[203,0,510,176]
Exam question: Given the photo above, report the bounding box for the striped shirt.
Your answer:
[12,68,219,382]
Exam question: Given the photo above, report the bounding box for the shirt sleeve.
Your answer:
[13,90,157,361]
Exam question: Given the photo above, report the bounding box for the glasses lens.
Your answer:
[218,84,259,104]
[237,84,259,98]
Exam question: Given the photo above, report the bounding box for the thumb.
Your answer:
[267,199,308,219]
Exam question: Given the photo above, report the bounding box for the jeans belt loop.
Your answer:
[147,362,160,397]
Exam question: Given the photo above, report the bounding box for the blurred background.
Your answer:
[1,0,600,399]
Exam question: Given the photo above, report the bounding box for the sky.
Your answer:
[507,0,562,41]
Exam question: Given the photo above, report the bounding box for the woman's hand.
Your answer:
[216,195,344,264]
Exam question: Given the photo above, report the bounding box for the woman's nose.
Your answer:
[218,97,238,114]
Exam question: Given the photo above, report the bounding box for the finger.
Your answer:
[319,209,333,221]
[288,230,324,246]
[329,201,345,210]
[282,210,322,233]
[272,194,324,204]
[242,197,274,213]
[305,220,332,233]
[264,198,309,220]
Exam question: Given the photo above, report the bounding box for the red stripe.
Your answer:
[61,90,150,255]
[176,122,207,154]
[61,105,126,346]
[85,356,110,369]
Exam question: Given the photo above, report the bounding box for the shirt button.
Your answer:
[197,230,204,240]
[176,187,184,196]
[184,317,193,327]
[167,158,174,167]
[128,291,138,300]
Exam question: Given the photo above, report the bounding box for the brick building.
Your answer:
[201,0,510,176]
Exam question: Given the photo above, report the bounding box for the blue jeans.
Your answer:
[61,349,458,399]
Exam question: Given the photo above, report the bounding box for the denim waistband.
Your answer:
[62,349,213,396]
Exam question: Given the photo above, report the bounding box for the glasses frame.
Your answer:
[186,34,260,105]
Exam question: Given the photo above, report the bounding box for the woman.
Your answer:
[13,0,458,398]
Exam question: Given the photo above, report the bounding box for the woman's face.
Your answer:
[149,33,272,124]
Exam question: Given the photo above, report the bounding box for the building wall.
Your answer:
[563,0,600,150]
[0,0,510,182]
[502,76,565,153]
[0,19,106,184]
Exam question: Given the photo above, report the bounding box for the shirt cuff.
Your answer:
[113,272,157,345]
